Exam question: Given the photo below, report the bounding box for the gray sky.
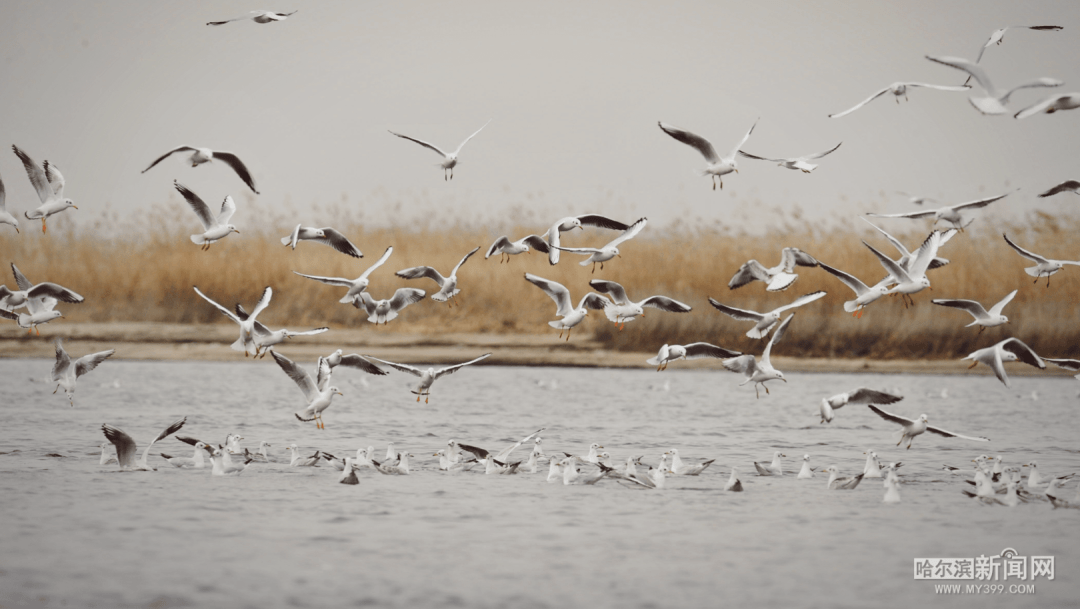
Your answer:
[2,0,1079,233]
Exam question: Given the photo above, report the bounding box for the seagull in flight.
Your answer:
[271,352,342,429]
[588,279,691,329]
[485,233,550,263]
[866,192,1010,231]
[827,82,971,118]
[819,387,902,424]
[233,303,327,359]
[174,182,240,250]
[867,405,988,449]
[966,25,1064,83]
[365,353,492,403]
[143,147,259,193]
[738,142,842,173]
[523,273,611,340]
[354,288,426,325]
[863,230,953,307]
[722,313,795,399]
[193,285,272,357]
[0,263,84,311]
[646,343,741,371]
[544,214,633,265]
[101,417,187,471]
[395,246,480,305]
[1037,180,1080,198]
[1014,93,1080,119]
[728,247,819,292]
[12,145,76,233]
[552,217,647,273]
[932,290,1017,333]
[206,10,298,26]
[50,338,115,406]
[709,291,825,339]
[925,55,1062,115]
[1002,233,1080,287]
[388,120,491,180]
[281,224,362,258]
[658,120,756,190]
[293,246,393,304]
[962,337,1046,388]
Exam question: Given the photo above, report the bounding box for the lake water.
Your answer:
[1,358,1078,609]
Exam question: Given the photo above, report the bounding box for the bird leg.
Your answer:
[35,325,40,336]
[591,263,596,274]
[425,394,429,404]
[765,385,771,395]
[42,219,47,234]
[565,327,571,341]
[755,385,760,399]
[416,393,421,402]
[1046,274,1051,288]
[967,361,979,369]
[557,329,564,339]
[53,385,59,394]
[896,437,903,446]
[977,325,985,334]
[712,176,717,190]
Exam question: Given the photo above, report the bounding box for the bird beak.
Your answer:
[72,205,79,209]
[14,227,18,233]
[781,378,787,382]
[336,391,344,396]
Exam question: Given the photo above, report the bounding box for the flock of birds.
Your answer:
[1,14,1079,507]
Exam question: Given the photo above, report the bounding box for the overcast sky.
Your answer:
[1,0,1078,233]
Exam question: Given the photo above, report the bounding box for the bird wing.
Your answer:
[846,388,903,406]
[780,247,819,271]
[494,428,546,461]
[860,217,911,258]
[802,142,843,160]
[315,356,332,392]
[388,287,427,311]
[292,272,355,288]
[1044,358,1080,372]
[434,353,492,379]
[75,349,115,378]
[287,327,328,337]
[683,343,742,360]
[316,229,363,258]
[336,355,388,376]
[737,150,783,163]
[1037,180,1080,197]
[761,313,794,365]
[141,146,197,173]
[657,122,719,163]
[27,282,84,304]
[575,214,632,231]
[579,293,612,310]
[1014,94,1069,119]
[148,418,187,451]
[867,404,915,427]
[865,210,937,220]
[951,192,1010,213]
[0,169,7,212]
[388,130,449,158]
[606,217,647,248]
[192,287,242,324]
[364,356,423,377]
[931,298,988,320]
[925,425,990,441]
[270,351,319,401]
[828,86,892,118]
[863,240,912,283]
[1002,233,1048,264]
[987,290,1018,317]
[43,160,65,197]
[707,298,764,322]
[206,12,259,25]
[817,261,871,296]
[451,246,480,277]
[724,120,757,163]
[210,151,259,194]
[722,354,758,376]
[215,196,237,226]
[52,339,71,380]
[908,231,945,277]
[0,308,17,322]
[395,266,446,287]
[11,145,52,203]
[486,236,511,258]
[451,120,491,156]
[1000,338,1046,370]
[174,182,214,230]
[774,291,826,314]
[101,424,137,467]
[925,56,997,96]
[906,83,973,92]
[552,245,602,255]
[456,443,490,460]
[234,303,249,321]
[249,286,273,320]
[727,260,770,289]
[588,280,630,305]
[520,234,551,253]
[639,296,692,312]
[524,273,573,317]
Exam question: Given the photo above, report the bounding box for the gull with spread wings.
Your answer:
[101,417,187,471]
[193,285,272,357]
[722,313,795,399]
[819,387,902,424]
[544,214,633,265]
[1015,93,1080,119]
[271,352,342,429]
[395,246,480,305]
[738,142,842,173]
[143,147,258,193]
[658,120,756,190]
[962,337,1046,388]
[728,247,819,292]
[365,353,491,403]
[552,217,647,273]
[867,192,1010,231]
[206,10,297,26]
[174,182,240,250]
[50,338,115,406]
[388,120,490,180]
[646,343,741,371]
[485,233,550,263]
[12,145,76,233]
[827,82,971,118]
[709,291,825,339]
[354,288,426,325]
[867,405,989,449]
[294,246,393,304]
[524,273,611,340]
[588,279,691,330]
[932,290,1017,333]
[925,55,1062,115]
[281,224,363,258]
[863,230,954,308]
[233,302,327,359]
[1003,233,1080,287]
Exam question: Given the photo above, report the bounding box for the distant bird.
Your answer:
[523,273,611,340]
[323,350,388,377]
[967,25,1063,78]
[588,279,692,329]
[754,452,785,476]
[824,466,865,490]
[868,405,988,449]
[339,457,359,485]
[666,449,714,476]
[1037,180,1080,198]
[143,147,258,193]
[932,290,1017,332]
[896,191,936,206]
[50,338,114,406]
[1003,233,1080,287]
[722,313,795,398]
[728,247,819,291]
[827,82,971,118]
[544,214,633,265]
[485,233,550,263]
[816,261,889,318]
[294,246,393,304]
[863,230,954,307]
[353,288,426,325]
[0,168,18,233]
[388,120,490,180]
[1015,93,1080,119]
[738,142,842,173]
[646,343,741,371]
[552,217,647,273]
[12,145,76,233]
[193,286,272,357]
[272,352,342,429]
[0,263,84,311]
[709,291,825,339]
[1043,357,1080,380]
[206,10,297,26]
[658,120,756,190]
[233,302,327,359]
[925,55,1062,115]
[366,354,492,403]
[962,337,1046,388]
[819,387,903,424]
[101,417,187,471]
[797,454,814,479]
[395,246,480,305]
[173,182,239,250]
[724,467,744,491]
[867,192,1009,231]
[281,224,362,258]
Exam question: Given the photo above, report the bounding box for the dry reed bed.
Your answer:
[1,204,1078,360]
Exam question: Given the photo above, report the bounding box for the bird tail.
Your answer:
[548,320,565,330]
[280,236,292,246]
[843,300,859,313]
[1023,267,1042,278]
[24,210,44,220]
[646,356,662,365]
[230,338,246,351]
[191,234,207,244]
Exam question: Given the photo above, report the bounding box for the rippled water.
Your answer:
[1,358,1078,609]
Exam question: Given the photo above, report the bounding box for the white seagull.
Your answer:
[824,466,864,490]
[666,449,714,476]
[281,224,363,258]
[961,337,1046,388]
[738,142,842,173]
[364,353,492,403]
[646,342,741,371]
[0,263,84,311]
[0,290,64,335]
[828,82,972,118]
[658,120,756,190]
[233,302,328,358]
[708,290,825,339]
[552,217,647,273]
[725,467,744,491]
[523,273,611,340]
[967,25,1063,78]
[722,313,795,398]
[485,233,550,263]
[388,120,490,180]
[863,230,953,307]
[932,290,1017,332]
[353,288,426,325]
[816,261,889,319]
[1037,180,1080,198]
[867,405,989,449]
[395,246,480,305]
[143,147,258,193]
[754,452,785,476]
[819,387,903,424]
[323,350,388,377]
[797,454,814,479]
[728,247,819,292]
[294,246,394,304]
[1002,233,1080,287]
[174,182,239,250]
[207,10,298,26]
[12,145,76,233]
[271,352,342,429]
[867,192,1009,231]
[1015,93,1080,119]
[50,338,115,406]
[588,279,692,329]
[861,218,953,275]
[101,417,187,471]
[925,55,1062,115]
[544,214,633,265]
[0,168,18,233]
[193,286,272,357]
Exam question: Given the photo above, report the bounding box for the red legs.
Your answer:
[36,326,40,336]
[712,176,717,190]
[967,361,978,369]
[591,263,596,274]
[42,219,47,234]
[53,385,59,394]
[416,393,421,402]
[425,395,429,404]
[565,327,571,341]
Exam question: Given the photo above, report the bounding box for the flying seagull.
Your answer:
[828,82,971,118]
[1015,93,1080,119]
[50,338,115,406]
[962,337,1046,388]
[925,55,1062,115]
[395,246,480,305]
[728,247,819,292]
[143,147,259,194]
[174,182,240,250]
[281,224,362,258]
[646,343,741,371]
[1002,233,1080,287]
[354,288,426,325]
[544,214,633,265]
[271,352,342,429]
[867,405,988,449]
[101,417,187,471]
[658,120,756,190]
[1037,180,1080,198]
[485,233,550,263]
[523,273,611,340]
[722,313,795,399]
[588,279,691,329]
[932,290,1017,333]
[388,120,491,180]
[738,142,842,173]
[12,145,76,233]
[819,387,902,423]
[293,246,393,304]
[709,291,825,339]
[866,192,1010,231]
[207,10,298,26]
[552,217,647,273]
[364,353,492,403]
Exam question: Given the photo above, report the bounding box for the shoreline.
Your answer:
[0,322,1072,378]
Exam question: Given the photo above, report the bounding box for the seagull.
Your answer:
[666,449,714,476]
[271,352,342,429]
[867,192,1009,231]
[754,452,785,476]
[1037,180,1080,198]
[206,10,298,26]
[896,191,936,206]
[968,26,1063,79]
[293,246,394,304]
[0,168,18,233]
[12,145,76,233]
[353,288,426,325]
[0,263,84,311]
[867,405,989,449]
[708,291,825,339]
[824,466,864,490]
[395,246,480,305]
[588,279,691,329]
[323,350,388,377]
[962,337,1046,388]
[388,120,490,180]
[159,443,208,469]
[232,302,327,358]
[728,247,819,291]
[364,353,491,403]
[863,450,883,478]
[281,224,362,258]
[581,443,605,464]
[725,467,744,491]
[658,120,756,190]
[208,446,255,476]
[861,218,953,276]
[544,214,633,265]
[722,313,794,398]
[797,454,814,479]
[193,286,272,357]
[339,457,359,485]
[645,342,741,371]
[373,452,413,476]
[523,273,611,340]
[819,387,903,423]
[284,444,322,467]
[863,230,953,307]
[50,339,114,406]
[142,147,258,193]
[932,290,1017,332]
[173,182,239,250]
[816,261,889,318]
[552,217,647,273]
[1043,357,1080,380]
[453,429,544,469]
[1015,93,1080,119]
[925,55,1062,115]
[562,457,610,485]
[1002,232,1080,287]
[485,234,550,263]
[828,82,972,118]
[738,142,842,173]
[101,417,187,471]
[0,290,63,334]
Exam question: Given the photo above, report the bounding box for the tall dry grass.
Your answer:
[1,199,1078,360]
